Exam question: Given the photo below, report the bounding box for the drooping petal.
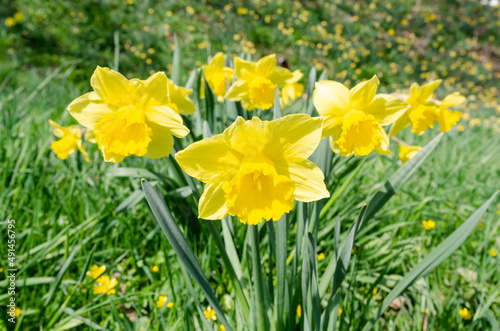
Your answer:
[399,145,422,164]
[198,180,228,220]
[363,94,409,126]
[267,66,294,87]
[349,75,380,110]
[275,158,329,202]
[167,82,196,115]
[146,106,189,138]
[144,122,174,159]
[49,119,67,138]
[76,140,90,162]
[90,66,132,106]
[313,81,350,117]
[175,134,241,183]
[67,92,114,129]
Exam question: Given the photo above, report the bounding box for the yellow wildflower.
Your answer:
[13,12,24,22]
[313,76,408,156]
[93,275,118,295]
[86,264,106,279]
[202,52,234,102]
[157,295,174,308]
[459,307,472,320]
[373,287,383,300]
[5,17,15,27]
[422,219,435,230]
[186,6,195,15]
[338,307,342,316]
[281,70,305,108]
[296,304,301,317]
[49,120,89,162]
[67,67,189,163]
[0,268,3,273]
[150,265,159,272]
[204,306,217,321]
[175,115,329,225]
[317,253,325,260]
[219,325,226,331]
[399,145,422,164]
[225,54,293,111]
[488,248,497,257]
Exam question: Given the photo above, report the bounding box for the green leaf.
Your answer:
[115,189,144,214]
[172,34,181,85]
[250,224,269,330]
[362,191,498,331]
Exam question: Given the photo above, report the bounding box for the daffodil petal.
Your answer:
[313,80,350,117]
[211,52,225,68]
[436,108,462,132]
[144,122,174,159]
[90,66,132,105]
[146,106,189,138]
[373,127,390,155]
[199,180,228,220]
[67,92,114,129]
[388,113,412,137]
[364,94,409,126]
[256,54,277,77]
[349,75,380,110]
[143,72,169,105]
[100,147,126,163]
[49,119,66,138]
[169,85,196,115]
[225,79,248,101]
[234,57,256,80]
[441,92,465,107]
[267,66,294,86]
[322,115,343,138]
[77,140,90,162]
[417,79,442,102]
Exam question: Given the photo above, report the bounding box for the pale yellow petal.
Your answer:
[90,66,132,105]
[234,57,256,80]
[441,92,465,107]
[363,94,409,126]
[313,80,350,117]
[168,83,196,115]
[49,120,66,138]
[146,106,189,138]
[143,72,169,105]
[417,79,442,103]
[349,75,380,110]
[322,115,343,138]
[388,113,412,137]
[225,79,248,101]
[144,122,175,159]
[67,92,114,129]
[255,54,277,77]
[373,127,391,155]
[210,52,225,68]
[199,180,228,220]
[267,66,294,87]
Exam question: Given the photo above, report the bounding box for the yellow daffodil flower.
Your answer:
[93,275,118,295]
[313,75,409,156]
[281,69,305,108]
[459,307,472,320]
[225,54,293,111]
[175,114,329,225]
[166,78,196,115]
[202,52,234,102]
[399,145,422,164]
[204,306,217,321]
[422,219,435,230]
[86,264,106,279]
[67,66,189,163]
[49,120,89,162]
[488,247,497,257]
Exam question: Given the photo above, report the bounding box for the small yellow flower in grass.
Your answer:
[157,295,174,308]
[13,12,24,22]
[317,253,325,260]
[399,145,422,164]
[338,307,342,317]
[226,54,293,111]
[204,306,217,321]
[86,264,106,279]
[49,120,89,162]
[372,287,382,300]
[281,70,305,108]
[296,304,301,317]
[175,114,329,225]
[488,248,497,257]
[67,67,190,163]
[0,268,4,273]
[5,17,15,27]
[496,206,500,215]
[457,124,465,132]
[422,219,435,230]
[201,52,234,102]
[8,308,22,317]
[93,275,118,295]
[150,265,159,272]
[313,75,409,156]
[219,324,226,331]
[459,307,472,320]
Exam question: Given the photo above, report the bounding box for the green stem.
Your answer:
[250,224,268,330]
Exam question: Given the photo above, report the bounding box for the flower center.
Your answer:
[222,154,295,225]
[94,106,152,157]
[336,110,382,156]
[248,76,275,110]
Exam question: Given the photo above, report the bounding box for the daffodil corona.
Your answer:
[67,66,189,162]
[175,114,329,225]
[313,75,409,156]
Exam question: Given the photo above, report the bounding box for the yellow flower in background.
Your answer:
[372,287,383,300]
[86,264,106,279]
[488,248,497,257]
[399,145,422,164]
[150,265,159,272]
[422,219,435,230]
[5,17,15,27]
[67,67,189,163]
[281,69,305,108]
[204,306,217,321]
[459,307,472,320]
[8,308,22,317]
[317,253,325,260]
[176,114,329,225]
[202,52,234,102]
[49,120,89,162]
[219,324,226,331]
[157,295,174,308]
[93,275,118,295]
[313,75,408,156]
[338,307,343,317]
[225,54,293,111]
[296,304,301,317]
[435,92,466,132]
[0,268,3,273]
[166,78,196,115]
[13,12,24,22]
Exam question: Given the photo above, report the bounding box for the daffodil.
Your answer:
[93,275,118,295]
[202,52,234,102]
[67,66,189,163]
[86,264,106,279]
[166,78,196,115]
[281,70,304,107]
[225,54,293,111]
[313,75,409,156]
[459,307,472,320]
[435,92,466,132]
[399,145,422,164]
[422,219,435,230]
[175,114,329,225]
[49,120,89,162]
[204,306,217,321]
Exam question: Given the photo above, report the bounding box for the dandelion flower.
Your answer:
[175,114,329,225]
[49,120,89,162]
[422,220,435,230]
[93,275,118,295]
[399,145,422,164]
[313,75,409,156]
[459,307,472,320]
[86,264,106,279]
[204,306,217,321]
[225,54,293,111]
[202,53,234,102]
[67,66,189,163]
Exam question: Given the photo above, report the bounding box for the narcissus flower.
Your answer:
[459,307,472,320]
[225,54,293,111]
[86,264,106,279]
[49,120,89,162]
[204,306,217,321]
[390,80,465,136]
[202,52,234,102]
[166,77,196,115]
[93,275,118,295]
[281,70,305,108]
[399,145,422,164]
[176,114,329,225]
[313,75,408,156]
[67,66,189,163]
